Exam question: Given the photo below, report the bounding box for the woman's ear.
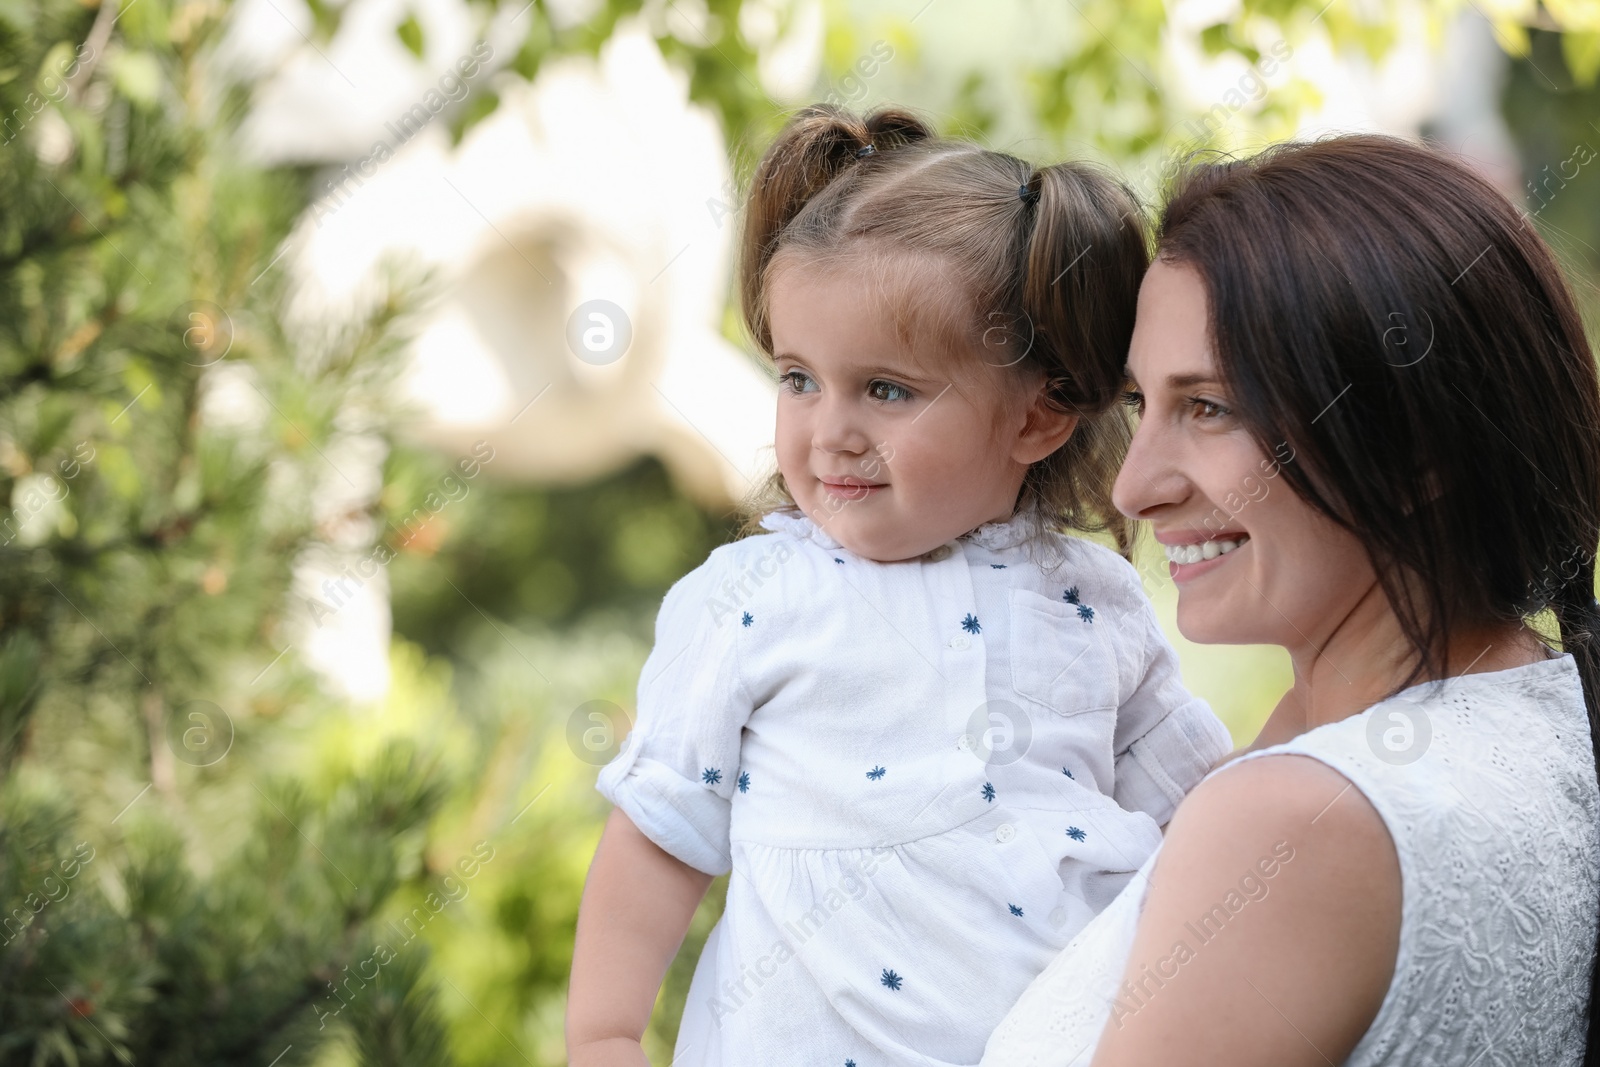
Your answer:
[1009,376,1079,465]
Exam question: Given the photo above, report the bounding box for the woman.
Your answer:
[982,135,1600,1065]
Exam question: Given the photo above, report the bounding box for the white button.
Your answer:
[995,823,1015,843]
[957,734,973,751]
[1048,906,1067,928]
[949,635,970,650]
[924,544,953,562]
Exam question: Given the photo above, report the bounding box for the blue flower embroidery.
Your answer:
[1062,767,1074,779]
[990,563,1007,569]
[981,782,996,802]
[961,613,981,634]
[1066,826,1087,842]
[702,767,722,785]
[846,1061,856,1067]
[1008,903,1024,917]
[881,968,902,991]
[834,557,845,564]
[866,765,887,781]
[1062,586,1080,605]
[741,611,753,627]
[737,771,750,793]
[1077,604,1095,623]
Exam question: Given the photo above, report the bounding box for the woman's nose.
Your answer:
[1113,418,1187,519]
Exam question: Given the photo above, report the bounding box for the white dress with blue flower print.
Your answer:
[594,505,1233,1067]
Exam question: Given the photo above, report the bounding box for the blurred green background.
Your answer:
[1,0,1597,1062]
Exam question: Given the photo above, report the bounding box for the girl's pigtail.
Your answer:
[1018,163,1151,557]
[738,104,932,354]
[1023,162,1149,410]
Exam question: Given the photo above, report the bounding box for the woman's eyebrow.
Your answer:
[1161,372,1222,390]
[1120,368,1220,390]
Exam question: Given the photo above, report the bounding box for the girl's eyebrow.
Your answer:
[774,353,937,383]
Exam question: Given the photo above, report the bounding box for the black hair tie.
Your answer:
[855,143,876,159]
[1019,181,1040,205]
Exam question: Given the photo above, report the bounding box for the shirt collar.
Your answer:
[757,504,1045,555]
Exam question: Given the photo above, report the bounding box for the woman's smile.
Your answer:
[1158,532,1251,582]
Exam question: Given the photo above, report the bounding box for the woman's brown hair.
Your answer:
[1157,134,1600,1056]
[733,103,1150,556]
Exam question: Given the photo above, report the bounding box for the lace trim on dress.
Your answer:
[756,505,1046,555]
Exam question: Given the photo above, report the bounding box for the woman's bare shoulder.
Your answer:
[1092,754,1401,1067]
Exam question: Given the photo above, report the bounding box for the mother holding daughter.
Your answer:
[987,136,1600,1064]
[569,98,1600,1066]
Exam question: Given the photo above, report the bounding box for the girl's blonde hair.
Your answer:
[734,103,1149,557]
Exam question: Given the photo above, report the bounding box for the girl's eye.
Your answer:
[868,380,913,402]
[779,370,816,395]
[1120,389,1144,416]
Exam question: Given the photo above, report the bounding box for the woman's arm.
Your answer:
[566,807,715,1067]
[1092,754,1401,1067]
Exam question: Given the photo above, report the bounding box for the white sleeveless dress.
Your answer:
[980,653,1600,1066]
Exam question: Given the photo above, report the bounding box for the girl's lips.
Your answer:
[821,481,886,501]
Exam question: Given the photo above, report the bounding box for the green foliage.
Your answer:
[396,13,426,59]
[385,452,736,659]
[0,0,457,1058]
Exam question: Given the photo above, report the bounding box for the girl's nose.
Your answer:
[811,397,874,456]
[1113,419,1188,519]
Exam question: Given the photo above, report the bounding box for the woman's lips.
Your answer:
[820,480,887,501]
[1166,535,1249,582]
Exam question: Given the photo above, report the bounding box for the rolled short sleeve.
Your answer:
[1111,598,1233,827]
[596,549,754,876]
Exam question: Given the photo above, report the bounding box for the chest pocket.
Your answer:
[1009,587,1121,717]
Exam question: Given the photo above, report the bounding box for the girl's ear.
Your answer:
[1009,378,1079,465]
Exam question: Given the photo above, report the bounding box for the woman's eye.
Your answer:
[779,370,816,395]
[868,380,913,402]
[1186,396,1231,420]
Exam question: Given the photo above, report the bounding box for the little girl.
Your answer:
[566,104,1232,1067]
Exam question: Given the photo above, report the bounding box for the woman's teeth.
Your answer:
[1164,536,1249,565]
